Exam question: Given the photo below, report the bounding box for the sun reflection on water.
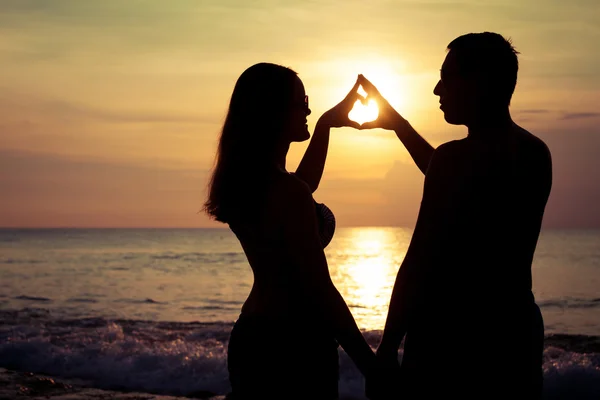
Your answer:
[326,227,411,331]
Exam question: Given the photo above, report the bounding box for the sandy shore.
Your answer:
[0,368,227,400]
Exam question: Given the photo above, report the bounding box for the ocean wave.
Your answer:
[1,258,43,265]
[182,306,238,311]
[204,299,242,306]
[181,299,242,312]
[0,312,599,399]
[539,298,600,310]
[150,252,245,264]
[113,298,168,305]
[545,334,600,354]
[66,298,99,304]
[348,304,368,309]
[14,296,52,302]
[0,323,230,397]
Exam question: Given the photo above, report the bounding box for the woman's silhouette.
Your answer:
[204,63,375,399]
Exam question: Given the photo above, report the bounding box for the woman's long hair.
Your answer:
[204,63,298,223]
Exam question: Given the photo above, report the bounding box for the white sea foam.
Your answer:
[0,313,599,399]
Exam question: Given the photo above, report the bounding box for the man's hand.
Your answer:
[358,74,406,131]
[319,76,365,129]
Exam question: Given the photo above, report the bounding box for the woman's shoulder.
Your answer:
[270,171,312,202]
[260,172,315,226]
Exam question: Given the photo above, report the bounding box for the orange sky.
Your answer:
[1,1,599,228]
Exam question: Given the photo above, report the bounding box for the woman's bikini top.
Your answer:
[314,201,336,248]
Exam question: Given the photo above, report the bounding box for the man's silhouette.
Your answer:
[361,32,552,399]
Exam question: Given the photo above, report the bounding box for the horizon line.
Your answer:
[0,226,597,231]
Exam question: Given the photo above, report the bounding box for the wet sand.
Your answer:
[0,368,226,400]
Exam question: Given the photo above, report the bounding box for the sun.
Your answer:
[288,55,416,176]
[355,61,406,109]
[319,57,408,126]
[348,98,379,125]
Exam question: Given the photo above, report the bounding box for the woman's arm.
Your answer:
[293,119,332,193]
[294,77,363,192]
[278,175,375,377]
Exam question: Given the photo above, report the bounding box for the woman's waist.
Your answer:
[244,278,313,302]
[233,309,337,346]
[241,291,322,320]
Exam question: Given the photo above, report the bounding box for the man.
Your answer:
[360,32,552,399]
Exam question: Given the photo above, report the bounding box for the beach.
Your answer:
[1,333,600,399]
[1,228,600,399]
[0,367,227,399]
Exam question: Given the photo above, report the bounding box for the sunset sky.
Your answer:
[1,0,599,228]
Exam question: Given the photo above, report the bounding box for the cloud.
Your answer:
[0,1,328,60]
[538,129,600,228]
[514,109,600,123]
[0,92,220,125]
[560,112,600,121]
[314,160,426,227]
[516,109,552,115]
[32,99,217,125]
[0,149,212,228]
[2,124,600,229]
[513,109,553,122]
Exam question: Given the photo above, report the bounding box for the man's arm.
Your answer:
[376,253,416,356]
[377,143,454,356]
[357,74,435,175]
[393,118,436,175]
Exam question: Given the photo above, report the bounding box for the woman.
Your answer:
[204,63,375,399]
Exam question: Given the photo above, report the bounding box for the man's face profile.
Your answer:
[434,50,476,126]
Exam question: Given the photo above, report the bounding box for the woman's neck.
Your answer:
[275,142,290,171]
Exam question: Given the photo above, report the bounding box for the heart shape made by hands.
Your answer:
[348,98,379,125]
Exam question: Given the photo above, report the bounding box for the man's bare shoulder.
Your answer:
[437,139,468,152]
[514,125,552,162]
[432,139,469,162]
[423,139,467,177]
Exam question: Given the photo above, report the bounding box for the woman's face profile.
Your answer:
[285,76,311,143]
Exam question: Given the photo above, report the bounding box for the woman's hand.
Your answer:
[318,77,365,129]
[358,74,406,131]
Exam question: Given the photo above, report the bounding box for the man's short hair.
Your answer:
[448,32,520,105]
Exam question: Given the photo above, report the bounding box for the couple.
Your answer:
[204,32,552,400]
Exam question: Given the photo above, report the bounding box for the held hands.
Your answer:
[365,350,402,400]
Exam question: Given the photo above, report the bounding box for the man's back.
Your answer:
[408,126,549,288]
[398,124,551,397]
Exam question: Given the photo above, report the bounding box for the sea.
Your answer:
[1,227,599,399]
